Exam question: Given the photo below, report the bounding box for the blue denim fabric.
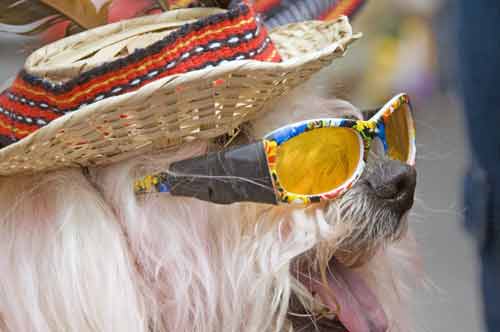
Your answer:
[457,1,500,330]
[481,224,500,331]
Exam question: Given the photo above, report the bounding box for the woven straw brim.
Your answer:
[0,10,360,176]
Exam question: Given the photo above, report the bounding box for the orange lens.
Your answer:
[385,103,413,162]
[275,127,361,195]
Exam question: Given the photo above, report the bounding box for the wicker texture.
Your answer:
[0,10,359,175]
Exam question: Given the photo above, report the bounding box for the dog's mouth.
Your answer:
[291,257,388,332]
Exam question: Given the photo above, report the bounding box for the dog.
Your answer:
[0,75,419,332]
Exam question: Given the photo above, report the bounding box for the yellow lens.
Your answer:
[275,127,361,195]
[385,103,412,162]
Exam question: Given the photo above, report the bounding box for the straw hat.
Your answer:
[0,3,359,175]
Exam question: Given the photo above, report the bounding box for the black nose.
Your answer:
[366,160,417,214]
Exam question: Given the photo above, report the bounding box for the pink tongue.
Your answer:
[309,261,388,332]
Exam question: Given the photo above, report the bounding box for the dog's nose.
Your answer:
[366,160,417,214]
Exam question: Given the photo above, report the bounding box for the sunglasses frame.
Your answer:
[263,93,416,204]
[134,93,415,206]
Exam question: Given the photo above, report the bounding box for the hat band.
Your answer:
[0,3,281,148]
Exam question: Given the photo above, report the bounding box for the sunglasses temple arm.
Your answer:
[166,141,278,205]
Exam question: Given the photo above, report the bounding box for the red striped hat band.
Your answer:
[0,3,281,148]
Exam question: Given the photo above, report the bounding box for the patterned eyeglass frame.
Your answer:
[263,93,416,204]
[134,93,415,205]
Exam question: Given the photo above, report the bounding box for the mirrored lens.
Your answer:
[275,127,361,195]
[385,103,412,162]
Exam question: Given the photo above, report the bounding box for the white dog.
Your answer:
[0,72,420,332]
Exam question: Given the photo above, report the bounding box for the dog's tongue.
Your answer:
[310,260,388,332]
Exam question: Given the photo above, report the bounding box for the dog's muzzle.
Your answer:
[366,159,417,216]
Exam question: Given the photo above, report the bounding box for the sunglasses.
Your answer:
[134,93,416,205]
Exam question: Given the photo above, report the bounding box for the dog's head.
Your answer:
[91,83,419,332]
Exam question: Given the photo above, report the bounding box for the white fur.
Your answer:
[0,170,145,331]
[0,78,421,331]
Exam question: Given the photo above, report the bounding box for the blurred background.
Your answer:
[339,0,485,332]
[334,1,484,331]
[0,0,484,331]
